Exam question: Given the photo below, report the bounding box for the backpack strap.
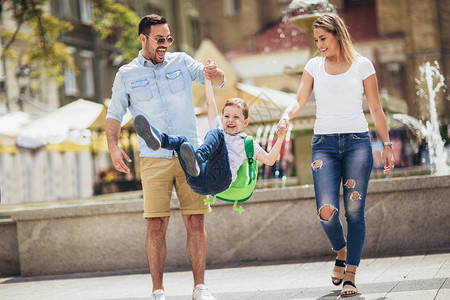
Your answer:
[233,200,245,214]
[244,136,256,184]
[203,195,216,205]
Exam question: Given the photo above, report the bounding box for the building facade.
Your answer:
[194,0,449,184]
[0,0,203,204]
[196,0,449,124]
[0,0,448,203]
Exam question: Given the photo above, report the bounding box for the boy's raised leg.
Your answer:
[180,142,201,177]
[134,115,162,150]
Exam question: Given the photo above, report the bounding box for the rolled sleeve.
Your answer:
[213,74,226,88]
[184,54,205,84]
[106,71,129,123]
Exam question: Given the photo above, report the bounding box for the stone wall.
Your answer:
[0,218,19,276]
[0,175,449,277]
[0,150,94,205]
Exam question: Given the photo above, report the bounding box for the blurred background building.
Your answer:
[0,0,448,204]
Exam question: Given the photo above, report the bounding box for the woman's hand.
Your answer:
[276,115,289,136]
[382,146,395,175]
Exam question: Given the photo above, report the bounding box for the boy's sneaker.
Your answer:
[151,289,165,300]
[180,142,201,177]
[192,284,217,300]
[134,115,161,150]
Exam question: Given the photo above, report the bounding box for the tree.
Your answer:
[0,0,140,85]
[1,0,74,85]
[92,0,140,63]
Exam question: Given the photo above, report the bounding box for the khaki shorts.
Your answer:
[140,156,211,218]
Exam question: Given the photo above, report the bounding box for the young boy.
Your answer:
[134,63,287,196]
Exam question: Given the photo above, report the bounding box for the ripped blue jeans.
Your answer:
[311,132,373,267]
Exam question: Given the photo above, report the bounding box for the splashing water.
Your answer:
[255,123,294,184]
[265,124,279,178]
[284,0,336,58]
[284,0,335,18]
[393,61,449,175]
[281,123,294,187]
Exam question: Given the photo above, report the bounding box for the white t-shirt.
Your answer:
[211,117,262,182]
[304,56,376,134]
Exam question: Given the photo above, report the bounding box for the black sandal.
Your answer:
[331,259,346,286]
[340,280,358,297]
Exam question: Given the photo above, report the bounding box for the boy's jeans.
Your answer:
[161,128,232,195]
[311,132,373,267]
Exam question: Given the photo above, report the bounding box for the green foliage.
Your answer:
[25,16,75,85]
[1,0,140,85]
[1,0,74,85]
[92,0,141,63]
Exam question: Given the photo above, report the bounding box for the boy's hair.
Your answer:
[138,14,167,36]
[222,98,249,119]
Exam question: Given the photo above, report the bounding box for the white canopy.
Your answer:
[236,83,296,123]
[0,111,31,137]
[15,99,105,149]
[236,82,318,124]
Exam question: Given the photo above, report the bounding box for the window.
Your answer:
[64,48,77,96]
[80,50,95,98]
[64,68,78,96]
[190,16,200,48]
[385,62,405,100]
[224,0,241,16]
[79,0,93,24]
[59,0,79,20]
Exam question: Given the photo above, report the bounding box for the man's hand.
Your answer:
[106,118,132,174]
[109,144,132,174]
[203,58,222,83]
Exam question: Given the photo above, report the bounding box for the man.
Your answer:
[105,14,224,300]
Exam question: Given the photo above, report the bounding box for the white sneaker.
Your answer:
[192,284,217,300]
[151,289,165,300]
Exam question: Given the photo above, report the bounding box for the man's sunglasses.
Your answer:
[144,34,174,46]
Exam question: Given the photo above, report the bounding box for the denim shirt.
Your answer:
[106,51,224,158]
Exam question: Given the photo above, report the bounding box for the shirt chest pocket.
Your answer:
[131,79,152,101]
[166,70,184,94]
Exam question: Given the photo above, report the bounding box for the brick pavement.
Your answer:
[0,252,448,300]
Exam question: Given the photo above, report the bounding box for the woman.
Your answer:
[278,14,395,297]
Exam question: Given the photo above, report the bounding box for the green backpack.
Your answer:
[204,136,258,214]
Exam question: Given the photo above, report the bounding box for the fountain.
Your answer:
[280,123,294,187]
[255,125,265,145]
[264,124,278,179]
[243,1,336,186]
[260,125,272,180]
[393,62,449,175]
[253,122,294,186]
[285,0,336,57]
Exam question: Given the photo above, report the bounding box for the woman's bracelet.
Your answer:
[383,141,393,148]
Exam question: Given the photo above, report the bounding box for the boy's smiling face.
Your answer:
[221,105,249,135]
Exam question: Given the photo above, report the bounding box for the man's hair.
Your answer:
[138,14,167,36]
[222,98,249,119]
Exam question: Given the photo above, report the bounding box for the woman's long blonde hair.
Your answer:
[313,14,357,62]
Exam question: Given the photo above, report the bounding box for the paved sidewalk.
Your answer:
[0,252,449,300]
